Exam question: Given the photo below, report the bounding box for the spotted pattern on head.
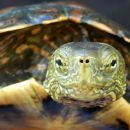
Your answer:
[43,42,126,107]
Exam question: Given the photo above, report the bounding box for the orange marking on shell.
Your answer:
[69,9,83,23]
[63,35,71,42]
[19,54,24,59]
[43,35,58,49]
[0,51,8,58]
[40,49,51,59]
[49,42,58,49]
[17,34,25,41]
[0,7,14,14]
[69,16,81,23]
[31,27,42,35]
[29,45,40,53]
[43,35,50,41]
[125,55,130,64]
[0,41,4,45]
[0,33,14,44]
[15,44,29,54]
[1,57,9,64]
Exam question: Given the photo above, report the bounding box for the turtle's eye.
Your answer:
[55,57,68,75]
[56,59,63,66]
[111,59,117,68]
[104,56,117,72]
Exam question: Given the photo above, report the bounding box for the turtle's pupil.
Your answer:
[111,59,117,67]
[56,59,63,66]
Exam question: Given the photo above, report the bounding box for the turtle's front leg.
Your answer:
[95,98,130,129]
[0,78,48,113]
[115,98,130,129]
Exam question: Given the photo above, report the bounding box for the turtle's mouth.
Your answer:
[60,96,112,108]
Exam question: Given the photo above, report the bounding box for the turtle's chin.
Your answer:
[60,96,112,108]
[53,83,117,108]
[44,79,125,108]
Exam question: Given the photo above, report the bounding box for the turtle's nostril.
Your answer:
[85,59,89,63]
[79,59,90,64]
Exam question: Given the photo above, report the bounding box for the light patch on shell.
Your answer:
[118,30,130,42]
[0,24,32,33]
[87,20,114,35]
[15,44,29,54]
[43,15,68,24]
[1,57,9,64]
[124,36,130,42]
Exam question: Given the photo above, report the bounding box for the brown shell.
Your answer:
[0,2,130,42]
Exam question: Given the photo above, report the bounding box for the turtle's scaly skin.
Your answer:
[44,42,126,107]
[0,2,130,130]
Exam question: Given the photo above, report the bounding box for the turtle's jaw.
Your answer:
[50,81,126,108]
[58,90,112,108]
[44,75,126,108]
[60,96,112,108]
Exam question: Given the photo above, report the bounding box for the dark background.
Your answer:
[0,0,130,31]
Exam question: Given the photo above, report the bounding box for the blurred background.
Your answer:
[0,0,130,30]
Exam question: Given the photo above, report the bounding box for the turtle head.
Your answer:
[43,42,126,107]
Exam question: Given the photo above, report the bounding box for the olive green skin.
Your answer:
[43,42,126,107]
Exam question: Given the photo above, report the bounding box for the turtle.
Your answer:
[0,2,130,130]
